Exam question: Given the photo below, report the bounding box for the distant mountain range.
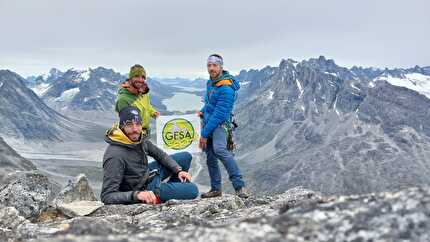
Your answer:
[225,56,430,196]
[26,67,190,112]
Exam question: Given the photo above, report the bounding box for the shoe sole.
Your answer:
[201,194,222,199]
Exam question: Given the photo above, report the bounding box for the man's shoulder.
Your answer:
[215,85,235,96]
[141,137,154,148]
[103,144,133,162]
[117,88,135,100]
[116,90,137,111]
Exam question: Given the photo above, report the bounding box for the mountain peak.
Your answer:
[318,55,327,61]
[49,68,62,74]
[279,58,299,69]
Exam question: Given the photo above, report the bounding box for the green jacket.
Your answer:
[115,86,157,130]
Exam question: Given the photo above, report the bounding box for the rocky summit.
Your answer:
[0,172,429,242]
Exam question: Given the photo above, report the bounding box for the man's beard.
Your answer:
[210,71,221,79]
[131,81,149,94]
[128,132,141,141]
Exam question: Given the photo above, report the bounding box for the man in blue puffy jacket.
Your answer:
[198,54,250,199]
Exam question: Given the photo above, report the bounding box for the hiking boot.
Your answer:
[201,189,222,199]
[235,187,251,199]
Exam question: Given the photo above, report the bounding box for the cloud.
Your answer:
[0,0,429,77]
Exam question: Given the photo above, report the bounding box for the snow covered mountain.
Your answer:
[37,67,124,111]
[27,68,64,96]
[223,56,430,196]
[371,72,430,98]
[28,67,184,112]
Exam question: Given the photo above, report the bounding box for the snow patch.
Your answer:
[0,81,3,89]
[296,79,304,97]
[55,87,80,102]
[80,70,91,82]
[351,83,360,91]
[324,71,338,77]
[368,81,375,88]
[375,73,430,98]
[267,90,274,100]
[72,69,91,83]
[32,83,51,96]
[41,73,48,81]
[100,77,108,83]
[333,95,340,116]
[240,81,250,86]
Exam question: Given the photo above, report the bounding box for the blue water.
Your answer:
[163,92,203,112]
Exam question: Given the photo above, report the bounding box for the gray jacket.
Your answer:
[101,129,182,204]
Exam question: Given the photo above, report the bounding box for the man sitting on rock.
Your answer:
[101,106,199,205]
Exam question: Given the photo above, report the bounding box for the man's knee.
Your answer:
[177,152,192,163]
[179,151,192,161]
[172,151,192,169]
[187,183,199,199]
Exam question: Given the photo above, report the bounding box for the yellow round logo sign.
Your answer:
[162,118,197,150]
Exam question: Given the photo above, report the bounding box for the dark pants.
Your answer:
[146,152,199,202]
[205,126,245,191]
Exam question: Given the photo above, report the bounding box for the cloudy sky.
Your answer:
[0,0,429,78]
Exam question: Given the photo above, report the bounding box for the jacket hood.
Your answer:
[105,123,143,148]
[213,70,240,91]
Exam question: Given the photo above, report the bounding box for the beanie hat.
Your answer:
[119,106,142,127]
[129,64,147,79]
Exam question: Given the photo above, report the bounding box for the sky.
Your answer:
[0,0,429,78]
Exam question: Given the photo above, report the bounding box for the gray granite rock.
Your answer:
[0,171,60,220]
[1,183,429,242]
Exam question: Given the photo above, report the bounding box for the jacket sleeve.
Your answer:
[201,86,234,138]
[146,94,158,117]
[100,156,139,205]
[145,140,181,173]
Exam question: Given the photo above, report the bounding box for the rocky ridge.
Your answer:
[0,172,429,242]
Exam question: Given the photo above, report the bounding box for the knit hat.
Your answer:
[119,106,142,127]
[129,64,147,79]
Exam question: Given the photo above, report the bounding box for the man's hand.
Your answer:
[137,191,157,204]
[178,171,192,182]
[199,137,207,150]
[197,111,203,118]
[153,112,160,118]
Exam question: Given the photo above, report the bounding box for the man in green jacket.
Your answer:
[115,64,160,136]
